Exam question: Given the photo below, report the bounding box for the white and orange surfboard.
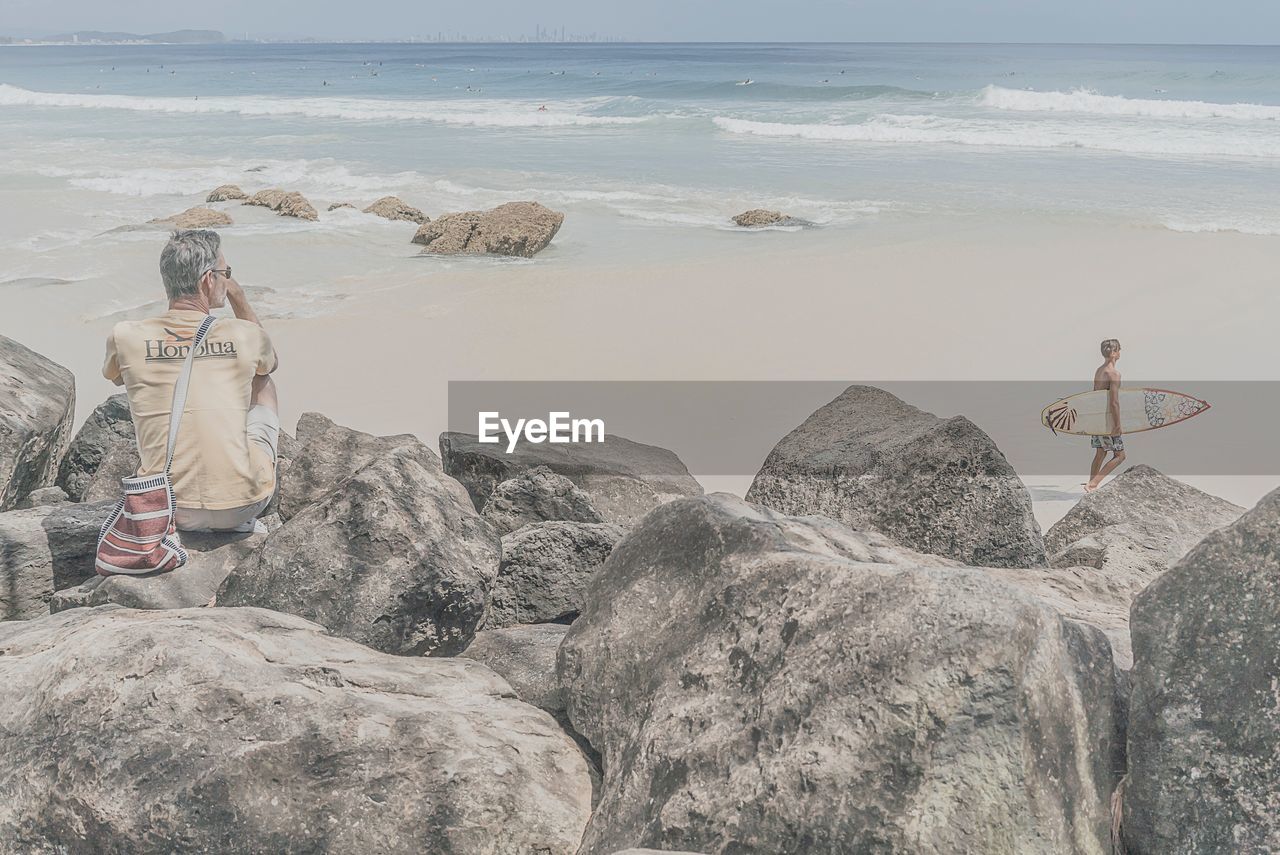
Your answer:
[1041,387,1210,436]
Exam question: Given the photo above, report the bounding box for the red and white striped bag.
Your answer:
[95,315,215,576]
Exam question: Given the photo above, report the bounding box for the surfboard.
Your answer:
[1041,387,1210,436]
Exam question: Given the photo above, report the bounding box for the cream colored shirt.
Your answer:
[103,308,276,510]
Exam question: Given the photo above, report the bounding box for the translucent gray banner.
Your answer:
[446,381,1280,477]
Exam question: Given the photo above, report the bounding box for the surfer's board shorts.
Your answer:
[1091,434,1125,452]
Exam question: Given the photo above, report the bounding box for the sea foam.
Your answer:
[712,113,1280,159]
[0,84,651,128]
[980,85,1280,121]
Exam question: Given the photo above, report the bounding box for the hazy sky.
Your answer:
[4,0,1279,44]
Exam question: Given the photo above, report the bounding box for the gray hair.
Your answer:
[159,229,221,301]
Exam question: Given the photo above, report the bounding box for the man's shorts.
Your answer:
[1091,434,1125,452]
[174,405,281,532]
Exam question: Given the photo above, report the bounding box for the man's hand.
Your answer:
[224,275,263,328]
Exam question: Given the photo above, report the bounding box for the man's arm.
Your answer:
[1106,370,1121,436]
[225,277,279,373]
[102,328,125,387]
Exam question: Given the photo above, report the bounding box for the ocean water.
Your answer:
[2,42,1279,316]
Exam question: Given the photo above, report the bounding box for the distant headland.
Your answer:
[0,30,225,46]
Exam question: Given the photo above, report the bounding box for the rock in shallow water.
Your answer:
[363,195,428,224]
[206,183,247,202]
[1124,485,1280,854]
[746,384,1046,568]
[219,434,499,655]
[0,335,75,511]
[148,206,233,228]
[243,188,318,221]
[731,208,794,227]
[558,493,1117,855]
[0,606,591,854]
[412,200,564,257]
[441,431,702,526]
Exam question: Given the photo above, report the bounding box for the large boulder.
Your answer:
[55,393,136,502]
[559,494,1117,855]
[50,525,271,613]
[412,201,564,258]
[490,521,625,628]
[206,183,247,202]
[274,412,424,521]
[148,206,234,228]
[218,435,500,655]
[0,335,75,510]
[363,195,428,224]
[0,606,591,853]
[441,431,702,526]
[1025,465,1245,668]
[1124,486,1280,854]
[482,465,605,535]
[745,384,1046,568]
[243,188,318,221]
[0,500,111,620]
[1046,464,1243,586]
[463,622,570,715]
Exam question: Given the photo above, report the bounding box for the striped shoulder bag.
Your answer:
[95,315,215,576]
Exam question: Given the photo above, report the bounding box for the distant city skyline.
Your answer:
[3,0,1279,45]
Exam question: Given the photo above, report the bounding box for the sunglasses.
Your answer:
[206,267,232,280]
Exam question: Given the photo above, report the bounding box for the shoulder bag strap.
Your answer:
[164,315,216,475]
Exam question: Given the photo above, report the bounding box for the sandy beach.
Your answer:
[4,205,1276,524]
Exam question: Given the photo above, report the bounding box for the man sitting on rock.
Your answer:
[103,229,280,532]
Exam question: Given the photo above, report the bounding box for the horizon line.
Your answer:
[6,37,1280,48]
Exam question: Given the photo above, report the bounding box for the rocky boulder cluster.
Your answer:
[0,353,1273,853]
[168,186,568,257]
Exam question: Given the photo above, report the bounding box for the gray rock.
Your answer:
[16,486,68,509]
[463,623,570,714]
[206,183,247,202]
[0,606,591,853]
[1047,464,1243,585]
[482,465,605,535]
[0,335,75,511]
[412,200,564,257]
[559,493,1117,855]
[363,195,428,224]
[218,436,500,655]
[0,500,112,620]
[609,851,708,855]
[275,412,421,521]
[1027,465,1245,668]
[50,524,274,613]
[462,621,604,809]
[56,393,136,502]
[490,521,625,628]
[745,384,1046,568]
[441,431,702,526]
[81,442,143,502]
[328,201,355,211]
[1124,486,1280,854]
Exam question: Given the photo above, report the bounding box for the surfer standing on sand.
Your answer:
[1085,338,1125,492]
